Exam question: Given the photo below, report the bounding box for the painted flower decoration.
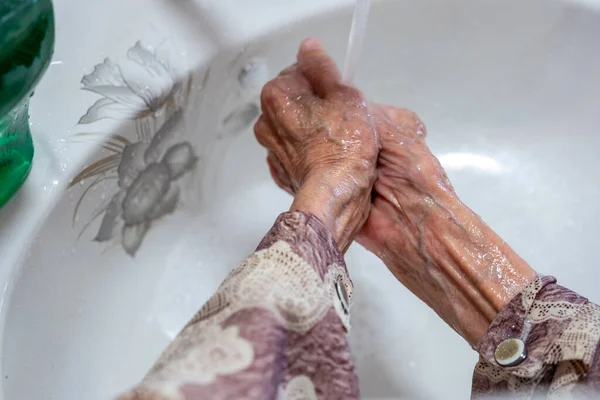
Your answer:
[78,41,182,124]
[71,41,198,256]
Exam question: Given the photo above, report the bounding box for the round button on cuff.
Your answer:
[495,338,527,367]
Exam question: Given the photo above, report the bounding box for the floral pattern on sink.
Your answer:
[70,40,266,256]
[70,41,199,256]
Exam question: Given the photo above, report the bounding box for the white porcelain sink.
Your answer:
[1,0,600,399]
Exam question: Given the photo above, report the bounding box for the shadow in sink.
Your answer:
[70,41,206,257]
[0,36,282,400]
[3,0,600,399]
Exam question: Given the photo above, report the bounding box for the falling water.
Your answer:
[343,0,371,83]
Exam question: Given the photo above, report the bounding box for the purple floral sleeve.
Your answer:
[119,211,359,400]
[473,276,600,398]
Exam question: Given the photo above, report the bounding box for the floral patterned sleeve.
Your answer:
[118,211,359,400]
[473,276,600,399]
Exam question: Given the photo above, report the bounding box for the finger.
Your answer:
[268,150,294,189]
[254,114,284,151]
[260,74,313,129]
[278,63,298,77]
[297,37,342,98]
[269,152,294,189]
[274,72,313,96]
[378,104,407,121]
[377,104,428,139]
[267,156,285,188]
[254,114,294,173]
[260,73,312,111]
[267,153,294,195]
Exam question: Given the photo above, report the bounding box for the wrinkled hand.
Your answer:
[254,38,379,252]
[354,104,465,327]
[356,104,453,256]
[357,104,536,344]
[258,41,536,345]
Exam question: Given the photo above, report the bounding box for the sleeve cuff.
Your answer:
[256,211,354,331]
[257,211,347,279]
[474,275,600,395]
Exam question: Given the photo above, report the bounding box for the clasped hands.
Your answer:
[254,38,537,346]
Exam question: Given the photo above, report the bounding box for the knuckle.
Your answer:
[253,117,272,146]
[253,115,266,134]
[260,80,280,105]
[337,85,364,103]
[386,107,427,138]
[261,78,301,115]
[278,63,298,77]
[406,111,427,137]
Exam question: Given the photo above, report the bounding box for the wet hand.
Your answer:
[358,104,536,344]
[254,38,379,252]
[356,104,454,258]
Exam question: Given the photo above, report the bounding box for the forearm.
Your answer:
[431,191,537,310]
[372,182,536,345]
[120,212,358,400]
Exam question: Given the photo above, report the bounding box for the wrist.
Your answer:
[380,185,536,345]
[291,175,371,253]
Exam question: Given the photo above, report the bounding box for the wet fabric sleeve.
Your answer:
[473,276,600,399]
[118,211,359,400]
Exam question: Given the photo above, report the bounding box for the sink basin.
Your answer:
[1,0,600,399]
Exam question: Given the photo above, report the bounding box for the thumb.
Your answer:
[297,38,342,98]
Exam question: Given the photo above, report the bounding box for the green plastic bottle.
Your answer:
[0,0,55,208]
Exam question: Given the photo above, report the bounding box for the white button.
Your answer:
[495,338,527,367]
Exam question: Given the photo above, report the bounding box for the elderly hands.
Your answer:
[254,38,379,253]
[254,38,537,345]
